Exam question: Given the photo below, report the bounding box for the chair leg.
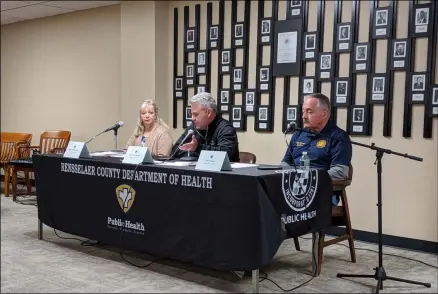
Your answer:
[12,167,18,202]
[293,237,301,251]
[25,171,32,193]
[4,166,10,197]
[341,189,356,263]
[317,233,325,276]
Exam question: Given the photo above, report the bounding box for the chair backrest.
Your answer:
[0,132,33,165]
[348,164,353,181]
[1,132,33,143]
[39,131,71,154]
[239,152,257,164]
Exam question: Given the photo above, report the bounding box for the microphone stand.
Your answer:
[113,129,118,150]
[291,127,430,293]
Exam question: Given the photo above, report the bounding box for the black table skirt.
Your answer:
[33,154,332,271]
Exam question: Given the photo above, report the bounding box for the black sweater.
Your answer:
[171,115,240,162]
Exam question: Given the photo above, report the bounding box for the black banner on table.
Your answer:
[34,155,332,271]
[273,19,303,77]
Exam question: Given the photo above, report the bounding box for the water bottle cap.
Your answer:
[303,151,307,155]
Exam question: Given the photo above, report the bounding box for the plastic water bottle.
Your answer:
[300,152,310,171]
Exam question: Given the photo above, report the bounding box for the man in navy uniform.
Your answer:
[281,93,352,205]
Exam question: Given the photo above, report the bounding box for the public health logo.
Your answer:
[282,169,318,212]
[116,184,136,213]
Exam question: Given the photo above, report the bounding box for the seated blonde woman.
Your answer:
[124,100,173,158]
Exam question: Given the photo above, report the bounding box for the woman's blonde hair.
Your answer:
[134,99,169,136]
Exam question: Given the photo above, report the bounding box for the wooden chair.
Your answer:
[0,132,33,197]
[10,130,71,201]
[315,165,355,275]
[239,152,257,164]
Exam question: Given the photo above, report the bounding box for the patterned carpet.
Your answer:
[1,193,437,293]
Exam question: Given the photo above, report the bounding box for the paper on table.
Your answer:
[91,151,122,156]
[231,162,258,168]
[157,161,196,166]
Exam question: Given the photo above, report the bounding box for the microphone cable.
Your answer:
[283,128,304,194]
[33,148,100,247]
[259,229,318,292]
[116,161,163,268]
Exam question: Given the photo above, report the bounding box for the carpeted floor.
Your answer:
[1,193,437,293]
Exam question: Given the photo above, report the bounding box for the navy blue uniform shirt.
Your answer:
[282,121,352,171]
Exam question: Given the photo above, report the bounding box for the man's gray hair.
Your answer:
[190,92,217,113]
[304,93,331,111]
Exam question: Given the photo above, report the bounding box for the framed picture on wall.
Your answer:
[411,4,432,37]
[174,77,183,99]
[390,39,410,70]
[219,89,230,113]
[369,74,388,104]
[255,105,272,132]
[336,23,352,52]
[231,105,244,131]
[373,7,392,39]
[260,18,273,44]
[244,90,257,114]
[333,77,350,107]
[431,86,438,117]
[349,105,367,135]
[220,50,232,73]
[302,32,318,61]
[409,72,428,104]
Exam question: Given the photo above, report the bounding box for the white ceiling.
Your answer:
[1,1,120,25]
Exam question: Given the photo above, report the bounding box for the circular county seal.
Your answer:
[281,169,318,212]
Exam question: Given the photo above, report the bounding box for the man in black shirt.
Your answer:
[172,92,240,162]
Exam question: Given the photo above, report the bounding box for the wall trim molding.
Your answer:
[326,227,438,255]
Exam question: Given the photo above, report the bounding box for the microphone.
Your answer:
[284,121,298,134]
[167,129,195,160]
[85,121,125,145]
[140,135,147,147]
[104,121,124,133]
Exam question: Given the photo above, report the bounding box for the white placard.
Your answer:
[320,72,329,79]
[291,9,300,16]
[415,25,427,33]
[356,63,366,70]
[235,39,243,46]
[277,31,297,64]
[195,150,232,172]
[376,28,386,36]
[432,107,438,115]
[187,80,193,85]
[63,141,90,159]
[305,52,315,58]
[394,60,405,68]
[372,94,384,101]
[336,96,347,103]
[222,66,229,72]
[221,105,228,111]
[234,84,241,90]
[246,105,254,112]
[187,44,194,49]
[233,122,241,128]
[210,41,217,47]
[262,36,270,43]
[198,67,205,74]
[412,94,424,102]
[122,146,154,165]
[339,43,349,50]
[259,123,267,129]
[260,84,268,90]
[176,91,182,97]
[353,125,363,132]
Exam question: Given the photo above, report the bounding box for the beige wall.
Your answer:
[1,1,437,243]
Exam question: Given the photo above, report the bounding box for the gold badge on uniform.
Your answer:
[316,139,326,148]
